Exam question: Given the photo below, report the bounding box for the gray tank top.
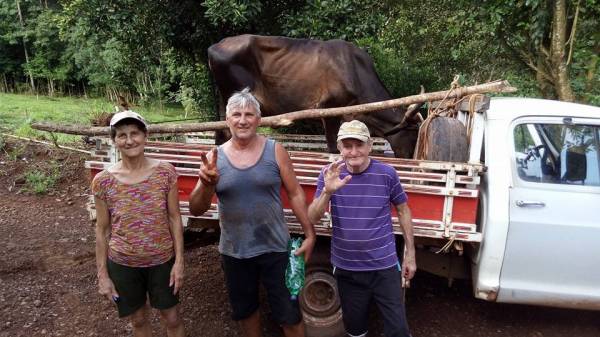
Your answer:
[216,138,289,258]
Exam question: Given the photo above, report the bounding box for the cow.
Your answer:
[207,34,419,158]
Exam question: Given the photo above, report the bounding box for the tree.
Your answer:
[0,1,24,92]
[27,8,73,96]
[0,0,597,107]
[486,0,599,102]
[279,0,385,41]
[15,0,36,92]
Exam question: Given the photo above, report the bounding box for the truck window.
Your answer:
[513,123,600,186]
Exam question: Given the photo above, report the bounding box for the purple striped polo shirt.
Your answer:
[315,159,407,271]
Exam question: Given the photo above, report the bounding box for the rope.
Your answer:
[436,235,456,254]
[413,75,462,160]
[0,133,91,155]
[412,76,484,161]
[466,94,484,140]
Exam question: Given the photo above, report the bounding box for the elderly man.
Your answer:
[189,88,316,337]
[307,120,416,337]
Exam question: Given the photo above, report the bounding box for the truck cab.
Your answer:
[473,98,600,309]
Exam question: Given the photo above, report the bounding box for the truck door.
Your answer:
[500,117,600,309]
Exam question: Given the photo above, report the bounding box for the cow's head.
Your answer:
[353,104,421,158]
[384,126,419,158]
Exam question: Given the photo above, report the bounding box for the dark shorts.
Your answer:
[221,252,302,325]
[334,266,411,337]
[107,258,179,318]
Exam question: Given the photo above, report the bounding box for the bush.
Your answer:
[171,62,216,122]
[24,164,60,194]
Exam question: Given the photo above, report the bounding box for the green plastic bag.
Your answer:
[285,237,305,300]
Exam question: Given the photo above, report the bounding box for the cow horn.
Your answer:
[383,101,425,136]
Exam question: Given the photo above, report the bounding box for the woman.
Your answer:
[92,111,185,337]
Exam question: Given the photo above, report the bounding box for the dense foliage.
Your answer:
[1,0,598,115]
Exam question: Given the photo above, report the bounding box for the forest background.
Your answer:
[1,0,599,134]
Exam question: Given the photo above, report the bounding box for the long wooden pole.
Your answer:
[31,80,516,136]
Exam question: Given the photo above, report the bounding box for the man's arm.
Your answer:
[94,197,119,302]
[275,143,316,262]
[395,202,416,281]
[189,182,216,216]
[167,182,185,295]
[189,148,218,216]
[307,189,332,225]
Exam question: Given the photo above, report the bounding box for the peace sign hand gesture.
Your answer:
[199,148,219,186]
[323,160,351,194]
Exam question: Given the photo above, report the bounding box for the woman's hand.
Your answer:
[169,261,184,295]
[98,273,119,303]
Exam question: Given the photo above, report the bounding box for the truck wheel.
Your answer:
[300,268,345,337]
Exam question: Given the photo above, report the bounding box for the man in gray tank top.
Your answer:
[189,88,316,337]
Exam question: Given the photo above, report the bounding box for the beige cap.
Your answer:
[337,120,370,142]
[110,110,147,128]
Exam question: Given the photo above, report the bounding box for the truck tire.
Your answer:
[300,268,345,337]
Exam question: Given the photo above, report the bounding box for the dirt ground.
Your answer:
[1,139,599,337]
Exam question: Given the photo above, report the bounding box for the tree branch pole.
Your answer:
[31,80,516,136]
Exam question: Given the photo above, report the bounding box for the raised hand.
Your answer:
[199,148,219,186]
[323,160,351,194]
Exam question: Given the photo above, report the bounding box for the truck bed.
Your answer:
[85,136,485,242]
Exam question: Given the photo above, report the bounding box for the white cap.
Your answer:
[109,110,147,128]
[337,120,371,143]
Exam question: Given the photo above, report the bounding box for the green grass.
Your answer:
[0,93,188,144]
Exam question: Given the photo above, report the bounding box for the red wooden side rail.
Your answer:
[85,139,484,242]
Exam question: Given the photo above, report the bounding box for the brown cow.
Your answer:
[208,34,418,158]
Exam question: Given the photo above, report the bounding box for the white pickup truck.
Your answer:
[85,96,600,336]
[467,97,600,309]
